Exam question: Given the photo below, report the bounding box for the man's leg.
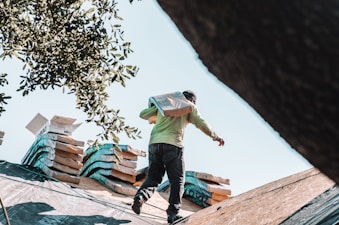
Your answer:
[132,144,165,214]
[163,145,185,222]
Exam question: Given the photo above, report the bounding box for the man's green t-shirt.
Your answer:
[140,105,220,148]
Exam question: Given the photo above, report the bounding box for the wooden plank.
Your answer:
[100,155,137,169]
[123,145,146,157]
[89,172,138,196]
[207,198,220,206]
[50,160,81,175]
[116,158,137,169]
[115,151,138,161]
[34,161,80,184]
[186,171,230,185]
[205,183,231,196]
[54,134,85,147]
[112,163,137,176]
[50,169,81,184]
[55,141,84,154]
[211,192,230,201]
[54,155,83,170]
[55,149,84,162]
[111,169,136,184]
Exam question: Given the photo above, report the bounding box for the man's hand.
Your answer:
[216,137,225,146]
[148,115,157,124]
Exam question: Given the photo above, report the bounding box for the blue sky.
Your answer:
[0,0,312,196]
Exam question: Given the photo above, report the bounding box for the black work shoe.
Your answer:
[131,195,144,215]
[167,214,183,224]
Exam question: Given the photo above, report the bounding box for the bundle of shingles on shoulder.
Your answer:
[21,113,85,184]
[80,143,148,196]
[158,171,231,208]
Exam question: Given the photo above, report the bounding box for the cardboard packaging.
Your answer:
[26,113,82,136]
[148,91,193,117]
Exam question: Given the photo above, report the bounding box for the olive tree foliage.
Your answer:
[0,0,141,148]
[0,73,11,112]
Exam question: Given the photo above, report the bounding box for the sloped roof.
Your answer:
[0,160,337,225]
[0,160,200,225]
[0,160,156,225]
[176,168,337,225]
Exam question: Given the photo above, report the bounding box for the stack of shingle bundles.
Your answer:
[80,143,147,196]
[158,171,231,208]
[0,131,4,145]
[22,113,84,184]
[184,171,231,207]
[21,133,85,184]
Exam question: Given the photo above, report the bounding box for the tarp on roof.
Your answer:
[0,160,162,225]
[279,186,339,225]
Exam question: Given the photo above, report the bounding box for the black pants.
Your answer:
[135,143,185,216]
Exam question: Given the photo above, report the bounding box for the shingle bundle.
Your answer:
[148,91,193,117]
[80,143,147,196]
[158,171,231,208]
[21,133,85,184]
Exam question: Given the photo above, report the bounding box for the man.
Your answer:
[131,90,225,224]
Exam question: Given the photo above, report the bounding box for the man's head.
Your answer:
[183,90,197,104]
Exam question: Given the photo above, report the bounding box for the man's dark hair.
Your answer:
[183,90,197,103]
